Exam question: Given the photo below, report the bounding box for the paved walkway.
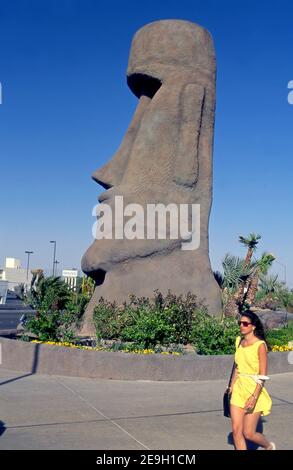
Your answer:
[0,368,292,450]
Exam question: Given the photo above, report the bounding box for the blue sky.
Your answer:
[0,0,292,285]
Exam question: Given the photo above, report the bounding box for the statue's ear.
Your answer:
[173,83,205,188]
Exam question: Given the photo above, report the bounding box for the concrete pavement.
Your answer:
[0,368,292,450]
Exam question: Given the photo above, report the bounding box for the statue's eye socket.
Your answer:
[127,73,162,99]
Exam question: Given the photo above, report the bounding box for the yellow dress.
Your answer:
[230,336,272,416]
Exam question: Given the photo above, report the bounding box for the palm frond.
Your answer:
[222,254,252,291]
[213,270,224,288]
[239,233,261,249]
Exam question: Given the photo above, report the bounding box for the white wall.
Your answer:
[5,258,21,269]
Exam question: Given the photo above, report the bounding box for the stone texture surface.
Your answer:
[253,308,293,330]
[80,20,221,335]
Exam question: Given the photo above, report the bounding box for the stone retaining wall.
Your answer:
[0,337,292,381]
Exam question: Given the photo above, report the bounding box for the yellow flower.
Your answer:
[271,344,293,352]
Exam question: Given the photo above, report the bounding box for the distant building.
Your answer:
[5,258,21,269]
[0,257,33,291]
[0,280,8,304]
[62,269,79,290]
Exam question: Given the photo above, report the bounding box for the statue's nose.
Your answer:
[92,94,151,190]
[92,160,119,189]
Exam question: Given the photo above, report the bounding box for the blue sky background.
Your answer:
[0,0,292,285]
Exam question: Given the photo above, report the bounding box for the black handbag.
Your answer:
[223,384,233,418]
[223,338,241,418]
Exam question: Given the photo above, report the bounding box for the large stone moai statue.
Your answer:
[80,20,222,336]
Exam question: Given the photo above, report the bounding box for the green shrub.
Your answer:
[26,276,71,313]
[23,275,91,342]
[65,293,89,327]
[93,296,175,348]
[25,310,76,343]
[190,314,239,355]
[266,322,293,349]
[120,307,176,348]
[93,298,131,340]
[93,290,221,350]
[153,290,207,344]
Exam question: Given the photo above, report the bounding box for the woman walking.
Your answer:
[229,310,275,450]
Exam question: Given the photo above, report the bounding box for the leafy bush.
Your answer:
[23,275,92,342]
[152,290,207,344]
[190,313,239,355]
[25,310,76,343]
[26,276,71,313]
[93,299,131,340]
[93,290,233,351]
[93,296,169,347]
[65,293,89,327]
[266,322,293,348]
[120,307,176,348]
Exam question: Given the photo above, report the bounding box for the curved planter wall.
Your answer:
[0,337,292,381]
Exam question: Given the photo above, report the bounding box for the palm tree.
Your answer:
[235,233,262,309]
[221,254,252,317]
[239,233,262,266]
[28,276,71,314]
[245,252,275,306]
[219,234,276,316]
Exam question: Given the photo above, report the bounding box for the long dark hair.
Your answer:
[240,309,266,343]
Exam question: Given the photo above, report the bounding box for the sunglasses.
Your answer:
[238,320,252,327]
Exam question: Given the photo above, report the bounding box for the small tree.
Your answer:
[234,233,261,308]
[220,234,276,317]
[221,254,252,317]
[244,252,275,307]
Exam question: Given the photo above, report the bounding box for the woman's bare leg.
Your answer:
[243,411,271,449]
[230,405,247,450]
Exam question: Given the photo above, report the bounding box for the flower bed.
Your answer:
[31,340,182,355]
[271,345,293,352]
[30,339,293,355]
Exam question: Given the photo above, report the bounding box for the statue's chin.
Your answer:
[81,237,182,280]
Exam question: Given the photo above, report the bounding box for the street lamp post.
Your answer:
[25,250,33,281]
[54,260,60,277]
[50,240,57,277]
